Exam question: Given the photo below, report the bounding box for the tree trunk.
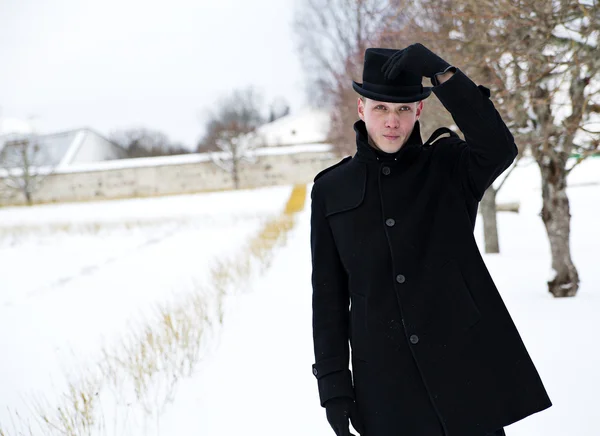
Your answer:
[539,160,579,297]
[481,187,499,254]
[232,159,240,190]
[24,189,33,206]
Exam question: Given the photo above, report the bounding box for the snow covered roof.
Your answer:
[0,128,124,169]
[255,108,331,147]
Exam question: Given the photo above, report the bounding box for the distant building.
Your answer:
[0,112,336,205]
[255,108,330,147]
[0,127,127,170]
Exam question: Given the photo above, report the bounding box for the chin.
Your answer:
[378,138,403,153]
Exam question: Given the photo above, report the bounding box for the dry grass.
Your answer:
[0,212,266,247]
[0,184,307,436]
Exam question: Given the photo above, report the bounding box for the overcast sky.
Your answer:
[0,0,307,150]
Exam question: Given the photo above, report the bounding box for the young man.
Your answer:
[310,44,552,436]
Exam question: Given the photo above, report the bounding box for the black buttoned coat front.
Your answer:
[310,70,552,436]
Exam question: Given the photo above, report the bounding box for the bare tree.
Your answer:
[293,0,410,155]
[478,158,521,253]
[427,0,600,297]
[385,1,600,280]
[0,133,54,205]
[198,87,266,189]
[196,87,265,153]
[212,128,264,189]
[197,118,228,153]
[110,128,190,158]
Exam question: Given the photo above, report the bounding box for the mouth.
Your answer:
[383,135,400,141]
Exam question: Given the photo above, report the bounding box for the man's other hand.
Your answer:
[325,397,365,436]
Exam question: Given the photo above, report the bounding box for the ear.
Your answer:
[357,97,365,121]
[415,100,424,119]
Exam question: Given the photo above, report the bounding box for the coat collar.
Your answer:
[354,120,423,163]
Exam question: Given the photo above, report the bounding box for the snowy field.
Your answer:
[156,157,600,436]
[1,156,599,436]
[0,185,294,434]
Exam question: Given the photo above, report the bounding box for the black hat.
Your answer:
[352,48,432,103]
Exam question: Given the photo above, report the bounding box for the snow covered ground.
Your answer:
[156,157,600,436]
[0,185,293,434]
[1,157,599,436]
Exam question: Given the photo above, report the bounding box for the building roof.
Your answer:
[0,128,122,169]
[255,108,330,147]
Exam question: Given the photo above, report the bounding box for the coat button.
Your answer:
[382,166,391,175]
[313,367,318,376]
[396,274,405,283]
[409,334,419,344]
[385,218,395,227]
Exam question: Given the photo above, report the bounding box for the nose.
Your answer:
[384,111,400,129]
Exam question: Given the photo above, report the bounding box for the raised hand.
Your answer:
[381,43,450,80]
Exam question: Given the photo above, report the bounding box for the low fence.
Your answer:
[0,145,340,206]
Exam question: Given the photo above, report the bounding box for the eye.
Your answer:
[375,105,386,110]
[399,106,411,111]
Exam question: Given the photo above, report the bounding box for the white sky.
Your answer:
[0,0,307,150]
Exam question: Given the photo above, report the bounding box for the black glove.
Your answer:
[381,43,451,80]
[325,397,365,436]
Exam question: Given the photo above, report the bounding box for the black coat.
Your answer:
[310,69,552,436]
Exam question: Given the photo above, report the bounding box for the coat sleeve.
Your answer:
[310,183,354,407]
[432,68,518,202]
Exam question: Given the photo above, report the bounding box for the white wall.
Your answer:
[0,150,340,206]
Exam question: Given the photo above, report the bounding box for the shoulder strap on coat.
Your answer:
[313,156,352,182]
[423,127,460,148]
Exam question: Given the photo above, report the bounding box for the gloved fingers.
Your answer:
[381,50,405,78]
[386,54,408,80]
[412,42,427,53]
[325,397,356,436]
[349,402,365,435]
[350,413,365,435]
[381,49,403,72]
[337,421,351,436]
[383,49,414,80]
[328,416,348,436]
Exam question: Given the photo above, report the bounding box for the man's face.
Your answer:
[357,97,424,153]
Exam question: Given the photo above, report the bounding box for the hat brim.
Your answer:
[352,81,432,103]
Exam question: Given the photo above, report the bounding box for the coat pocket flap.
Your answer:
[323,162,367,217]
